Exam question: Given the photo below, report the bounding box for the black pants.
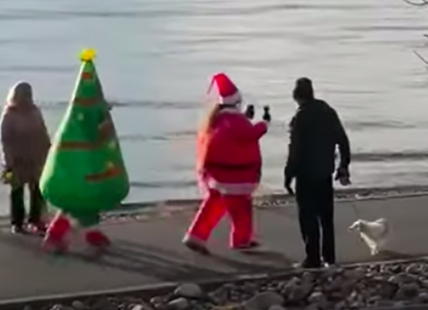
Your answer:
[295,176,335,266]
[10,183,44,227]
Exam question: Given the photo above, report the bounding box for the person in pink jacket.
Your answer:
[183,73,271,255]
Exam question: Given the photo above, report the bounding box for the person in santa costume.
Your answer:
[183,73,271,255]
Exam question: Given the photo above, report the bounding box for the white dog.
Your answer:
[349,218,389,256]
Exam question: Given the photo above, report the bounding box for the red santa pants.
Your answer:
[184,189,253,248]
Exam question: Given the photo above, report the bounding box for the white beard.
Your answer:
[349,218,389,256]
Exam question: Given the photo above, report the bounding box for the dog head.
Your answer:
[349,219,363,232]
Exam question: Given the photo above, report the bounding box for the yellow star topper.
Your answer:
[80,48,96,62]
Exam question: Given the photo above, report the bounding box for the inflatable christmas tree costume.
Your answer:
[40,49,130,251]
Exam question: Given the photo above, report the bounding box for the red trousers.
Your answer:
[184,189,254,248]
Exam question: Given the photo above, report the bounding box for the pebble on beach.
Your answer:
[243,291,284,310]
[174,283,203,299]
[70,301,87,310]
[27,260,428,310]
[167,297,190,310]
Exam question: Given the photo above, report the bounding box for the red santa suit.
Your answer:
[183,73,268,254]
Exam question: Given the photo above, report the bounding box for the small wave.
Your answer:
[197,3,374,16]
[171,36,248,46]
[345,25,428,33]
[0,8,194,21]
[345,120,421,131]
[261,150,428,168]
[131,150,428,164]
[126,152,428,191]
[322,88,381,95]
[111,100,197,110]
[0,3,379,22]
[194,29,359,43]
[36,99,198,110]
[0,64,74,73]
[119,130,196,142]
[130,180,196,189]
[353,151,428,162]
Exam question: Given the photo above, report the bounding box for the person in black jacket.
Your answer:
[284,77,351,268]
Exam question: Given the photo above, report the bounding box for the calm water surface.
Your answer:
[0,0,427,213]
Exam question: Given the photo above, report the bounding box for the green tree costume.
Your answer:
[39,49,130,227]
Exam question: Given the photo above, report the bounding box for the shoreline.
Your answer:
[96,184,428,225]
[0,184,426,225]
[116,183,428,211]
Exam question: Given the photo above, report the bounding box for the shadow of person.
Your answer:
[237,249,293,265]
[113,239,293,274]
[0,231,223,282]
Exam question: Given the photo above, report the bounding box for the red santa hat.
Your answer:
[207,73,242,105]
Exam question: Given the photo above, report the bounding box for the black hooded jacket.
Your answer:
[284,99,351,180]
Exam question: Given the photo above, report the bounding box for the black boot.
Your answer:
[10,185,26,234]
[28,183,47,235]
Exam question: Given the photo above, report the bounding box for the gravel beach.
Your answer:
[18,260,428,310]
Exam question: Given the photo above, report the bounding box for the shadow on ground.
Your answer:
[0,232,293,282]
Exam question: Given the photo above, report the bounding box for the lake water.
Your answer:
[0,0,427,213]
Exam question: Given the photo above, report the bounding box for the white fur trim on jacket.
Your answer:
[219,91,242,105]
[207,177,258,195]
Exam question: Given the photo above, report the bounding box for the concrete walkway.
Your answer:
[0,194,427,300]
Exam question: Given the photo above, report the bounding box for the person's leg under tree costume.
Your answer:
[44,210,108,252]
[78,212,110,247]
[43,211,72,252]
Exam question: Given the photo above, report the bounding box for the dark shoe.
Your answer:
[293,260,322,269]
[323,262,337,268]
[11,225,27,234]
[322,258,336,268]
[233,241,260,251]
[183,239,210,255]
